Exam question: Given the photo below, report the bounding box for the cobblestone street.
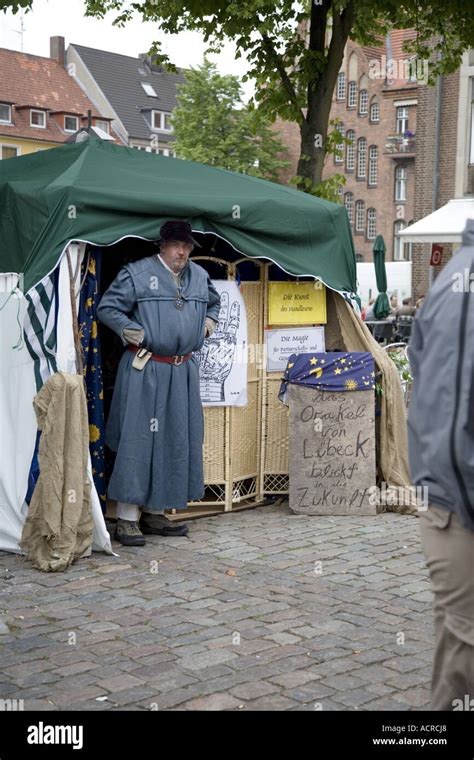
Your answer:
[0,503,434,711]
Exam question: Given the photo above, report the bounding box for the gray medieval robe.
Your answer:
[97,255,221,511]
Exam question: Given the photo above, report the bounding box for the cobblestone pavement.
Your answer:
[0,502,434,711]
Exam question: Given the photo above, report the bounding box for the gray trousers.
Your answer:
[420,504,474,710]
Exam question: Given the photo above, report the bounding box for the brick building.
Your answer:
[276,30,419,265]
[411,49,474,299]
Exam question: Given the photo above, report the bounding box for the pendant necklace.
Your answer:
[158,255,185,309]
[174,274,185,310]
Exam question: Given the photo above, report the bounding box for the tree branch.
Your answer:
[260,31,305,123]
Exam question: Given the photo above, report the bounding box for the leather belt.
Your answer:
[127,345,192,366]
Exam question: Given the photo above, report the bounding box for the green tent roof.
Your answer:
[0,138,357,295]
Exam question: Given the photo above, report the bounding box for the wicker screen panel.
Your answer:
[203,406,226,481]
[230,378,260,479]
[240,282,263,383]
[264,375,289,474]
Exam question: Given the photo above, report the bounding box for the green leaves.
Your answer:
[0,0,32,12]
[172,59,290,181]
[289,172,346,203]
[81,0,474,188]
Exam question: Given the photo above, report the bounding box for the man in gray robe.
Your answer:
[97,220,221,546]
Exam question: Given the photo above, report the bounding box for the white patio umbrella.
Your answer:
[399,198,474,244]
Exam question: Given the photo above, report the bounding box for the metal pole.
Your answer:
[430,42,444,290]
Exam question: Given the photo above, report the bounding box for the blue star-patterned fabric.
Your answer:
[78,248,106,511]
[279,352,375,401]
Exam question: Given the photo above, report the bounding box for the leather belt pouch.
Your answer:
[132,347,153,370]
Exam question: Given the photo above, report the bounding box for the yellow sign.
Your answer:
[268,282,327,325]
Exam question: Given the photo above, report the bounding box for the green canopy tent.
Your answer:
[0,138,375,557]
[0,138,357,295]
[0,138,416,558]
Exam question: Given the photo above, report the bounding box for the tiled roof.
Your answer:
[0,47,114,143]
[361,29,419,88]
[70,44,187,141]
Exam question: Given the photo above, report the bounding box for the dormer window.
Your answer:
[152,110,172,132]
[30,109,46,128]
[95,120,110,134]
[0,104,12,124]
[64,115,79,132]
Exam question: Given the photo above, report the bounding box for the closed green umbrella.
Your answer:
[372,234,390,319]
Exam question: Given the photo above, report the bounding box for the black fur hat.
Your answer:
[159,220,201,248]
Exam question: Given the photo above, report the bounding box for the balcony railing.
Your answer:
[385,133,416,156]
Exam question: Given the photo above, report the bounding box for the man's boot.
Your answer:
[140,512,188,537]
[115,519,146,546]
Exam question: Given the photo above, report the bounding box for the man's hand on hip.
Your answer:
[122,327,145,347]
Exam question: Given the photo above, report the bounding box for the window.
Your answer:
[141,82,158,97]
[0,104,11,123]
[358,89,368,115]
[355,200,365,232]
[152,110,172,131]
[64,115,79,132]
[348,81,357,108]
[346,129,356,170]
[336,72,346,100]
[95,120,110,134]
[368,145,378,186]
[1,145,19,159]
[355,253,364,263]
[357,137,367,178]
[407,57,418,82]
[395,165,407,201]
[135,145,175,157]
[396,106,409,134]
[334,121,344,164]
[30,109,46,128]
[370,100,380,123]
[367,208,377,240]
[344,192,354,224]
[470,79,474,164]
[394,220,411,260]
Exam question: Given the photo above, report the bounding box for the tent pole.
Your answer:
[66,248,84,377]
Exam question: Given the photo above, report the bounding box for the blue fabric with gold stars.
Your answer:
[78,248,106,511]
[279,352,375,401]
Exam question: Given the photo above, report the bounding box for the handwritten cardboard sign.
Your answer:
[289,384,376,515]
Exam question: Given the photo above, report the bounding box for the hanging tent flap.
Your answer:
[0,139,357,295]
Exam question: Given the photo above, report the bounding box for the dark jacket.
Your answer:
[408,219,474,531]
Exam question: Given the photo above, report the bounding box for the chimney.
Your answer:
[139,52,162,73]
[50,36,65,66]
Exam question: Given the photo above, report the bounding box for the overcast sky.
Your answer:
[0,0,254,97]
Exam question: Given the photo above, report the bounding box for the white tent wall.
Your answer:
[357,261,412,307]
[0,243,114,557]
[0,285,37,552]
